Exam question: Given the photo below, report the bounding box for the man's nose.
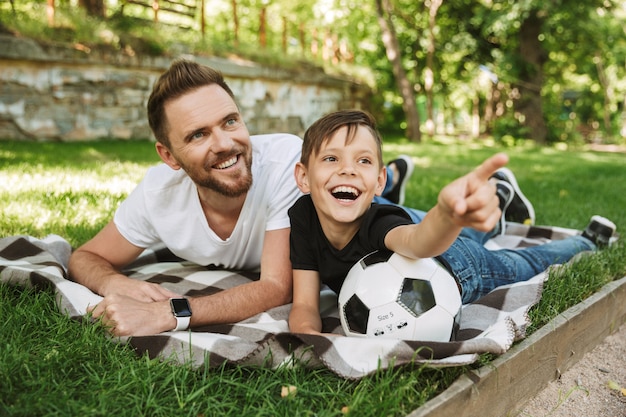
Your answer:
[210,129,234,153]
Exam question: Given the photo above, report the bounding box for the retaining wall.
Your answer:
[0,34,370,141]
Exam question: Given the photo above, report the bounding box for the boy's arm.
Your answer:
[288,269,323,334]
[386,153,509,258]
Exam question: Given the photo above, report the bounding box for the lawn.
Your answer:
[1,138,625,416]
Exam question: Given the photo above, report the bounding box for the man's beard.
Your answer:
[182,151,254,198]
[196,168,253,197]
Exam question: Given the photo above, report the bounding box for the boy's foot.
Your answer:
[495,180,514,235]
[582,215,616,247]
[490,167,535,225]
[384,155,414,205]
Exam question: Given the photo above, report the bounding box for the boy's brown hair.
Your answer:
[301,110,384,167]
[147,59,236,147]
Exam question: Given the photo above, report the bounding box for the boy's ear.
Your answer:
[155,142,181,170]
[294,162,311,193]
[374,165,387,196]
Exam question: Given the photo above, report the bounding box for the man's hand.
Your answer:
[101,277,179,303]
[437,153,509,231]
[88,295,176,337]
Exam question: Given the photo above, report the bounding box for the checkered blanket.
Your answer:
[0,224,585,379]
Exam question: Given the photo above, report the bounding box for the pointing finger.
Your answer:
[473,153,509,182]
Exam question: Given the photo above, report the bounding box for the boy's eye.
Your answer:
[322,156,337,162]
[358,158,372,164]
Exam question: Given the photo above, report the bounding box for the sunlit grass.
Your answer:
[1,138,625,416]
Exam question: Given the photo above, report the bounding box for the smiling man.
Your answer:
[68,59,302,336]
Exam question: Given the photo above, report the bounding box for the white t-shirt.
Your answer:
[114,133,303,271]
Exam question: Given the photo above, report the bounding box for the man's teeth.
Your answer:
[331,186,360,200]
[215,156,237,169]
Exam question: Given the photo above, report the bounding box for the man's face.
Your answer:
[158,84,253,198]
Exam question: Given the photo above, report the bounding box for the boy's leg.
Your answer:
[381,155,414,205]
[439,235,596,304]
[374,157,425,223]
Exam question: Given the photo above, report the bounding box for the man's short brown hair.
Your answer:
[147,59,236,147]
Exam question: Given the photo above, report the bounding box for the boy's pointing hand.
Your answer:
[438,153,509,231]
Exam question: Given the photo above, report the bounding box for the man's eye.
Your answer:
[191,131,205,140]
[226,118,238,127]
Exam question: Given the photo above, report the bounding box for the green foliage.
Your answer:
[2,0,625,142]
[492,115,532,144]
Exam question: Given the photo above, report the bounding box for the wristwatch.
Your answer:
[169,298,192,331]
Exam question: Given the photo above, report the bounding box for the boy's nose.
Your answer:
[339,161,357,175]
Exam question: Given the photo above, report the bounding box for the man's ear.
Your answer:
[155,142,181,170]
[294,162,311,193]
[374,165,387,196]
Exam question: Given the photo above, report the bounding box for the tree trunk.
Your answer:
[231,0,239,47]
[515,9,548,143]
[200,0,205,39]
[425,0,442,138]
[259,6,267,49]
[282,16,287,53]
[47,0,55,26]
[374,0,421,142]
[299,23,306,57]
[78,0,105,17]
[594,51,612,134]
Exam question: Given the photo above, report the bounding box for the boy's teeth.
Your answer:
[332,186,359,195]
[331,186,360,200]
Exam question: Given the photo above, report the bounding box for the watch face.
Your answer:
[170,298,192,317]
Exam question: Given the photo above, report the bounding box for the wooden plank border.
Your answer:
[407,275,626,417]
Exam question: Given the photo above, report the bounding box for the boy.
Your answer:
[288,110,615,335]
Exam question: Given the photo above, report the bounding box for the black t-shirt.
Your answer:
[288,194,413,294]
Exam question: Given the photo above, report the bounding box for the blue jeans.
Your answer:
[439,235,595,304]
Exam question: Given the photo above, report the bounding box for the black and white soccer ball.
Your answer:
[338,251,462,342]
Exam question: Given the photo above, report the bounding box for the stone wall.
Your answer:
[0,34,371,141]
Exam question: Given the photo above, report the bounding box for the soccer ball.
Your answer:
[338,251,462,342]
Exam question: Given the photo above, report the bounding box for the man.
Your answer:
[68,59,413,336]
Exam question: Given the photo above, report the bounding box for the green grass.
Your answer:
[1,138,625,416]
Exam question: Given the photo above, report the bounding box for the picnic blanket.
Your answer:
[0,223,586,379]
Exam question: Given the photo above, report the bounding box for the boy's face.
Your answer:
[295,125,386,227]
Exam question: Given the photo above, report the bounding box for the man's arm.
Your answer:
[83,227,294,336]
[186,227,293,325]
[69,220,177,301]
[288,269,323,334]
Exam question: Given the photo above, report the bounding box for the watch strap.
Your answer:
[173,315,190,331]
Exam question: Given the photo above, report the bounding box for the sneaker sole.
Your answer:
[495,180,514,235]
[395,155,414,206]
[494,167,535,225]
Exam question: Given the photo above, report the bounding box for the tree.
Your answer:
[515,8,548,143]
[424,0,442,137]
[79,0,105,18]
[480,0,623,143]
[374,0,421,141]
